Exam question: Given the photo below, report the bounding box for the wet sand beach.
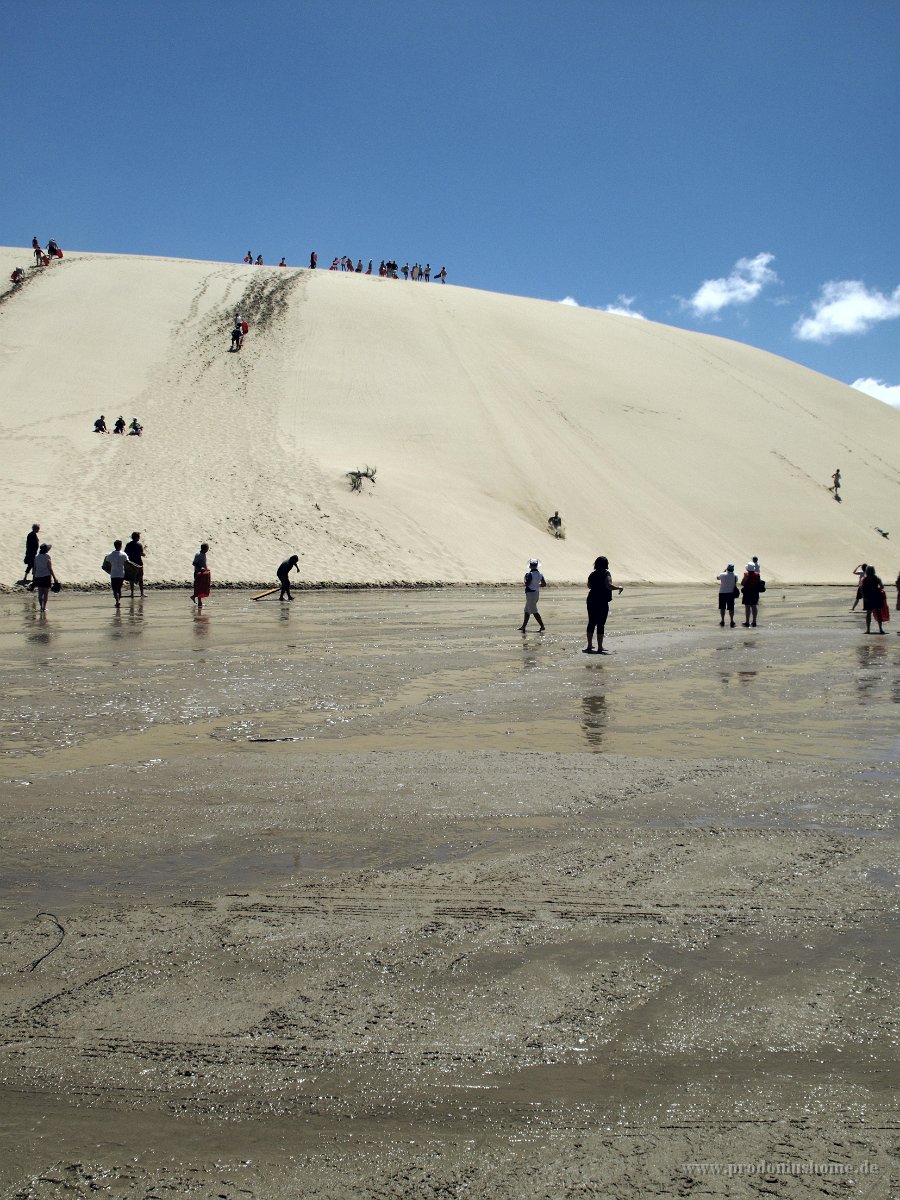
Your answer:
[0,587,897,1197]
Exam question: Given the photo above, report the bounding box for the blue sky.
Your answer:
[4,1,898,403]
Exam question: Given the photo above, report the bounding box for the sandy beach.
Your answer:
[0,585,896,1197]
[1,248,898,587]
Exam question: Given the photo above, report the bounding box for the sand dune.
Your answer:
[1,247,897,585]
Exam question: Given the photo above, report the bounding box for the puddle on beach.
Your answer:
[0,586,897,776]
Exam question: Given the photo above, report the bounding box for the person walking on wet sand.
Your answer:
[103,539,130,609]
[22,523,40,583]
[717,563,739,627]
[519,559,546,632]
[276,554,299,601]
[32,543,57,614]
[860,565,886,634]
[584,556,623,653]
[124,532,146,599]
[192,543,211,610]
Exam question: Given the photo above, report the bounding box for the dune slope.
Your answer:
[0,248,897,584]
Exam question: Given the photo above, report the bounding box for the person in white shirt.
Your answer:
[519,559,546,632]
[104,539,130,608]
[717,563,739,627]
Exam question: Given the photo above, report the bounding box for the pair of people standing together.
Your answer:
[102,534,146,608]
[717,561,763,627]
[518,556,624,654]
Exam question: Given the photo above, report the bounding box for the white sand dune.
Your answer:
[1,247,897,585]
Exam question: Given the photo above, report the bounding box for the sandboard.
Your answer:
[124,560,141,582]
[251,587,279,601]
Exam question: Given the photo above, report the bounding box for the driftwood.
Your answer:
[347,465,377,493]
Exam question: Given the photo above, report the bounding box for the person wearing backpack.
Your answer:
[519,559,546,632]
[740,565,762,627]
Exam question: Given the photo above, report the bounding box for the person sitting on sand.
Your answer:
[278,257,286,268]
[860,565,886,634]
[128,418,143,436]
[519,559,546,633]
[547,511,563,537]
[113,416,126,434]
[10,267,25,285]
[276,554,300,601]
[94,415,108,433]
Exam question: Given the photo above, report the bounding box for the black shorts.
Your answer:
[718,592,735,610]
[33,575,51,590]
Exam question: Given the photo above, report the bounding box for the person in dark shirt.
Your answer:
[584,556,623,654]
[124,532,145,598]
[23,523,40,582]
[277,555,300,601]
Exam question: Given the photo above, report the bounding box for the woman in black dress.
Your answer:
[860,565,886,634]
[584,556,623,654]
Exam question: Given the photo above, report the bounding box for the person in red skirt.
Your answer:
[191,543,211,610]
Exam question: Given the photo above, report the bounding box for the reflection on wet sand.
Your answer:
[580,693,607,748]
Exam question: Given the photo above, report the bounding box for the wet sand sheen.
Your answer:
[0,587,897,1197]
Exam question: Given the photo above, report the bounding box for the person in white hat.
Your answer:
[519,559,546,632]
[717,563,739,627]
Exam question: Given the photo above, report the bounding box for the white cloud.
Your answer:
[685,252,778,318]
[558,296,579,306]
[851,377,900,408]
[603,295,646,320]
[794,280,900,342]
